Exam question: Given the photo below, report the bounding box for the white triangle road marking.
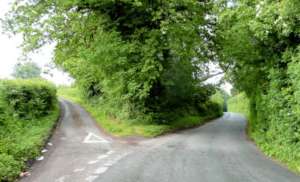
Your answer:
[83,132,110,143]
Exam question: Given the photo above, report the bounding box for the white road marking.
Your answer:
[55,175,70,182]
[84,176,98,182]
[94,167,108,174]
[88,160,100,164]
[106,150,115,155]
[97,155,108,159]
[73,167,85,172]
[83,132,110,143]
[104,160,117,166]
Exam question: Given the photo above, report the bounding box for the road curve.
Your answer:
[19,98,300,182]
[95,112,300,182]
[18,98,133,182]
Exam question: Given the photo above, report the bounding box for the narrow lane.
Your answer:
[19,98,300,182]
[95,113,300,182]
[19,98,133,182]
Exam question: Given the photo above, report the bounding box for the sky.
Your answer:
[0,0,73,86]
[0,0,232,94]
[205,68,232,95]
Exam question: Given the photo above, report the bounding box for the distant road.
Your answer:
[19,98,300,182]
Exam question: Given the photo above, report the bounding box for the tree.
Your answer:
[2,0,224,124]
[216,0,300,171]
[216,0,300,123]
[11,62,42,79]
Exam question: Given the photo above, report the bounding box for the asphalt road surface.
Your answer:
[19,98,300,182]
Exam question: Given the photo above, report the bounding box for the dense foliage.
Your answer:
[210,89,224,115]
[11,61,42,79]
[2,0,226,124]
[0,79,59,181]
[227,92,300,173]
[217,0,300,172]
[219,89,230,111]
[0,78,57,119]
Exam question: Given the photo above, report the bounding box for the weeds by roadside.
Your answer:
[0,79,60,181]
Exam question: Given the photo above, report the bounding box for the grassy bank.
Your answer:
[57,87,222,137]
[0,79,60,181]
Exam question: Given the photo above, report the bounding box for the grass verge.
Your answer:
[57,93,220,138]
[0,101,60,182]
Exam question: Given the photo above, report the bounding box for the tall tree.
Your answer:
[216,0,300,122]
[11,61,42,79]
[2,0,223,124]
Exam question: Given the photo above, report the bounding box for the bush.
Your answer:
[210,91,224,116]
[0,154,23,182]
[0,78,57,119]
[227,91,300,174]
[0,78,59,181]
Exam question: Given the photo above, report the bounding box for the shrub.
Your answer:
[0,78,57,119]
[0,78,59,181]
[227,92,300,174]
[210,91,224,116]
[0,154,23,182]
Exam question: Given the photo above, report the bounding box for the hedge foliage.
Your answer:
[0,78,57,120]
[0,78,59,181]
[227,92,300,174]
[217,0,300,174]
[227,92,250,118]
[209,90,224,117]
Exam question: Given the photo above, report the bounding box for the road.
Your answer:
[19,98,300,182]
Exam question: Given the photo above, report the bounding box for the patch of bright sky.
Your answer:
[0,0,232,94]
[204,63,232,95]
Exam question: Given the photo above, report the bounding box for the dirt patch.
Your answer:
[117,135,151,142]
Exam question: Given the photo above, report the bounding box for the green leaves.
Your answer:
[3,0,220,124]
[0,153,23,182]
[0,78,59,181]
[219,0,300,173]
[0,78,57,119]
